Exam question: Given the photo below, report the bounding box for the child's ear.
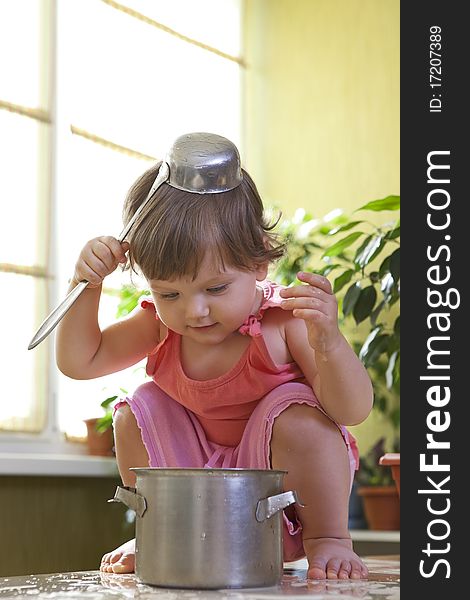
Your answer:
[255,262,269,281]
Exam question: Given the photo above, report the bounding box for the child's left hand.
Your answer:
[279,271,342,355]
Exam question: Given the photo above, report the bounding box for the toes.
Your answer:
[325,558,342,579]
[307,558,327,580]
[338,560,352,579]
[350,560,368,580]
[110,552,135,574]
[100,552,111,572]
[109,552,122,564]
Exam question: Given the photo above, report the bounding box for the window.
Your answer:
[0,0,243,441]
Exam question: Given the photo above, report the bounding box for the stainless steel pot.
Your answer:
[108,468,299,589]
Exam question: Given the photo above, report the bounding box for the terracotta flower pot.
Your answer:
[357,485,400,531]
[83,418,114,457]
[379,453,400,496]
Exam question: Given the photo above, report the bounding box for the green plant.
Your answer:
[95,388,128,433]
[94,285,150,432]
[271,195,400,477]
[355,437,395,487]
[105,284,151,318]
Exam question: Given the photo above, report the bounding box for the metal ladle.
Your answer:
[28,132,243,350]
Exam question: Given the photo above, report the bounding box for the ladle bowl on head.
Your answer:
[165,132,242,194]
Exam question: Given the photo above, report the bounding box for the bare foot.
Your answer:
[303,537,369,580]
[100,539,136,573]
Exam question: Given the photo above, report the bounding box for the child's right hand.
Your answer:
[71,236,130,287]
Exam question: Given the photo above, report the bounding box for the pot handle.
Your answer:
[107,486,147,517]
[255,490,302,522]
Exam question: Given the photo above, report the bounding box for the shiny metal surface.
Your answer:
[255,491,299,522]
[108,486,147,517]
[166,132,243,193]
[28,132,243,349]
[111,468,295,589]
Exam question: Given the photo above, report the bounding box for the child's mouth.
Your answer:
[190,323,217,331]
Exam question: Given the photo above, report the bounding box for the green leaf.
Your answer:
[333,269,355,293]
[385,222,400,240]
[381,273,395,301]
[353,286,377,324]
[394,316,400,336]
[101,395,118,410]
[393,353,401,388]
[354,235,385,268]
[116,287,151,318]
[360,333,390,366]
[378,255,391,278]
[328,221,364,235]
[356,195,400,212]
[386,351,399,388]
[389,287,400,307]
[343,282,362,316]
[322,232,364,258]
[96,414,113,433]
[370,300,385,326]
[390,248,400,281]
[315,264,340,277]
[359,326,382,361]
[353,235,372,264]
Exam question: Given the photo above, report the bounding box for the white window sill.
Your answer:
[350,529,400,541]
[0,435,119,477]
[0,452,119,477]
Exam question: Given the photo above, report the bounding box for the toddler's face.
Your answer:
[147,254,267,344]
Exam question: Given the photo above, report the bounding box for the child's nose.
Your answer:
[185,297,210,320]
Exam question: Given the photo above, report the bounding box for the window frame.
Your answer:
[0,0,244,464]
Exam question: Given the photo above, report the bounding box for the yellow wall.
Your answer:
[242,0,400,453]
[242,0,399,216]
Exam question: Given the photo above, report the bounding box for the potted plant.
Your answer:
[83,285,150,456]
[355,438,400,530]
[83,391,125,457]
[271,195,400,529]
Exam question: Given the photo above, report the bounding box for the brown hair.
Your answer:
[122,162,285,281]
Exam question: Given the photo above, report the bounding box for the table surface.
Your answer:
[0,557,399,599]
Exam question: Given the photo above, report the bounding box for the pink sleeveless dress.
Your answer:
[115,280,359,562]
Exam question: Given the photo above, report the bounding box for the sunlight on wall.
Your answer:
[243,0,399,216]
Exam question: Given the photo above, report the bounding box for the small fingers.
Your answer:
[92,237,125,270]
[280,286,330,303]
[298,271,333,294]
[280,296,328,313]
[101,236,129,264]
[279,274,336,313]
[75,236,128,286]
[72,263,104,287]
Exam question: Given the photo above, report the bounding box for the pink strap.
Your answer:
[238,315,262,337]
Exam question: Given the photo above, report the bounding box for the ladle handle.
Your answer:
[28,162,170,350]
[28,281,89,349]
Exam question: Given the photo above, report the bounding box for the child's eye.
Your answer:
[158,292,179,300]
[207,284,228,294]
